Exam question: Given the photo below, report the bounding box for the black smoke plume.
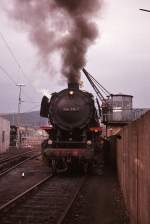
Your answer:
[7,0,102,83]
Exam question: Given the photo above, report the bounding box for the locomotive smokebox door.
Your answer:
[40,96,49,118]
[49,89,93,131]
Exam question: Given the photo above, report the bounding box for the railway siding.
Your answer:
[0,151,40,177]
[0,154,50,207]
[117,110,150,224]
[0,176,84,224]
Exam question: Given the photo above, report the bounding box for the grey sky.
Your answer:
[0,0,150,113]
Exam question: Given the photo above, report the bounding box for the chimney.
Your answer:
[68,82,79,90]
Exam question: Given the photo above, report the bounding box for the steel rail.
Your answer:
[0,175,52,213]
[57,176,87,224]
[0,153,41,178]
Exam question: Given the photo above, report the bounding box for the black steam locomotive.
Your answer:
[40,83,102,174]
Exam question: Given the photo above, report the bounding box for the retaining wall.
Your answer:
[117,110,150,224]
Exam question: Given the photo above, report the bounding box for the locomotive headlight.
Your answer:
[87,140,92,145]
[69,90,74,95]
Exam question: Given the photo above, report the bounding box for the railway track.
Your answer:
[0,175,86,224]
[0,147,36,161]
[0,151,41,177]
[57,177,85,224]
[0,150,34,164]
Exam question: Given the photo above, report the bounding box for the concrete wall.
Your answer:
[117,110,150,224]
[0,117,10,153]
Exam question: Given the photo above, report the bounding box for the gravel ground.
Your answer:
[63,168,129,224]
[0,155,50,206]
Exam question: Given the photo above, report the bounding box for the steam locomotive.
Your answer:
[40,82,102,174]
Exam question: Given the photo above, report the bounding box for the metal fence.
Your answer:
[102,108,149,124]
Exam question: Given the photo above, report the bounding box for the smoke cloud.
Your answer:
[6,0,102,83]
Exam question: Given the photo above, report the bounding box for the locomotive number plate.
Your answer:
[63,107,80,112]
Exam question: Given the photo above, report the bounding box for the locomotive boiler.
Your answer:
[40,82,102,174]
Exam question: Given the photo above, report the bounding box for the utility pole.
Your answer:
[16,84,25,117]
[16,84,25,148]
[16,83,25,126]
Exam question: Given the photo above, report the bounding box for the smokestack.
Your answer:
[6,0,102,83]
[68,82,79,90]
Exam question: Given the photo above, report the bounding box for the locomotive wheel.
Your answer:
[51,160,57,175]
[80,161,90,175]
[83,163,88,174]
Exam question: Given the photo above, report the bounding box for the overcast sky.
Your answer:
[0,0,150,113]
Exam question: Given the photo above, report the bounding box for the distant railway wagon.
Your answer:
[10,125,48,148]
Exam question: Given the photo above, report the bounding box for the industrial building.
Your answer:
[0,117,10,154]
